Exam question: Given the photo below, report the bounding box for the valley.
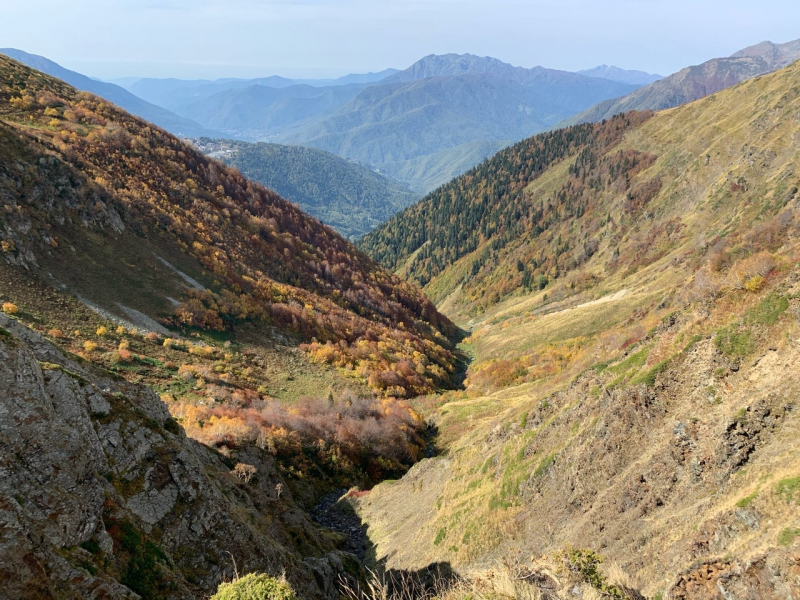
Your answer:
[1,25,800,600]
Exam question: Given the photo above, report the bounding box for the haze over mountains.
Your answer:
[113,53,643,192]
[0,48,219,137]
[279,55,640,191]
[562,38,800,126]
[4,39,795,236]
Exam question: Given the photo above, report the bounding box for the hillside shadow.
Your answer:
[312,491,459,598]
[449,326,473,390]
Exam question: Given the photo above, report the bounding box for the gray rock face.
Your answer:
[0,315,358,599]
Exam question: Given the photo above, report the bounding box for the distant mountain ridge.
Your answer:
[121,69,399,110]
[170,82,367,138]
[383,53,536,82]
[0,48,219,138]
[577,64,663,85]
[561,37,800,126]
[278,54,639,191]
[130,53,637,193]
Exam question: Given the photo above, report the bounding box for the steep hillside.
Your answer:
[0,48,217,138]
[196,139,418,239]
[577,64,663,85]
[0,314,360,599]
[561,37,800,126]
[282,56,637,191]
[350,59,800,599]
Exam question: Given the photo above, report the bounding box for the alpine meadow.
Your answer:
[1,4,799,600]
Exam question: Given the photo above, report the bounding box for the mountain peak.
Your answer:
[387,53,528,82]
[577,64,663,85]
[730,37,800,67]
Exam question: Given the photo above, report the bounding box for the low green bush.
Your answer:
[211,573,297,600]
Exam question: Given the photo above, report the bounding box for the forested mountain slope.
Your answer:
[560,37,800,126]
[359,111,655,308]
[199,139,418,239]
[0,53,472,599]
[361,54,800,316]
[0,50,462,502]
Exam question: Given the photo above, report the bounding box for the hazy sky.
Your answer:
[2,0,799,80]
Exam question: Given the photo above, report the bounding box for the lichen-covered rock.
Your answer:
[0,315,358,599]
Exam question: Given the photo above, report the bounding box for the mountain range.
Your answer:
[278,54,641,191]
[0,48,663,197]
[561,38,800,126]
[117,53,641,192]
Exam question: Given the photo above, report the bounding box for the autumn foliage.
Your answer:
[0,54,459,397]
[170,392,426,482]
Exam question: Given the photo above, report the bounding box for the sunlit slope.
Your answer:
[348,61,800,598]
[362,61,800,323]
[0,53,459,400]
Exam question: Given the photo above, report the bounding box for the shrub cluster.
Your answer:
[172,392,425,482]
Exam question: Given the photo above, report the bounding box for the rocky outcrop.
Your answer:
[0,314,357,599]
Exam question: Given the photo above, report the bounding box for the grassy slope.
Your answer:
[349,62,800,597]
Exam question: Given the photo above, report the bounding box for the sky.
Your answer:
[1,0,799,80]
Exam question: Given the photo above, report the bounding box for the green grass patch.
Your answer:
[591,360,613,373]
[534,452,556,477]
[607,346,650,374]
[735,490,758,508]
[777,527,800,547]
[715,325,754,357]
[433,527,447,545]
[682,334,703,353]
[776,475,800,503]
[211,573,296,600]
[745,293,789,326]
[488,496,512,510]
[633,358,672,387]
